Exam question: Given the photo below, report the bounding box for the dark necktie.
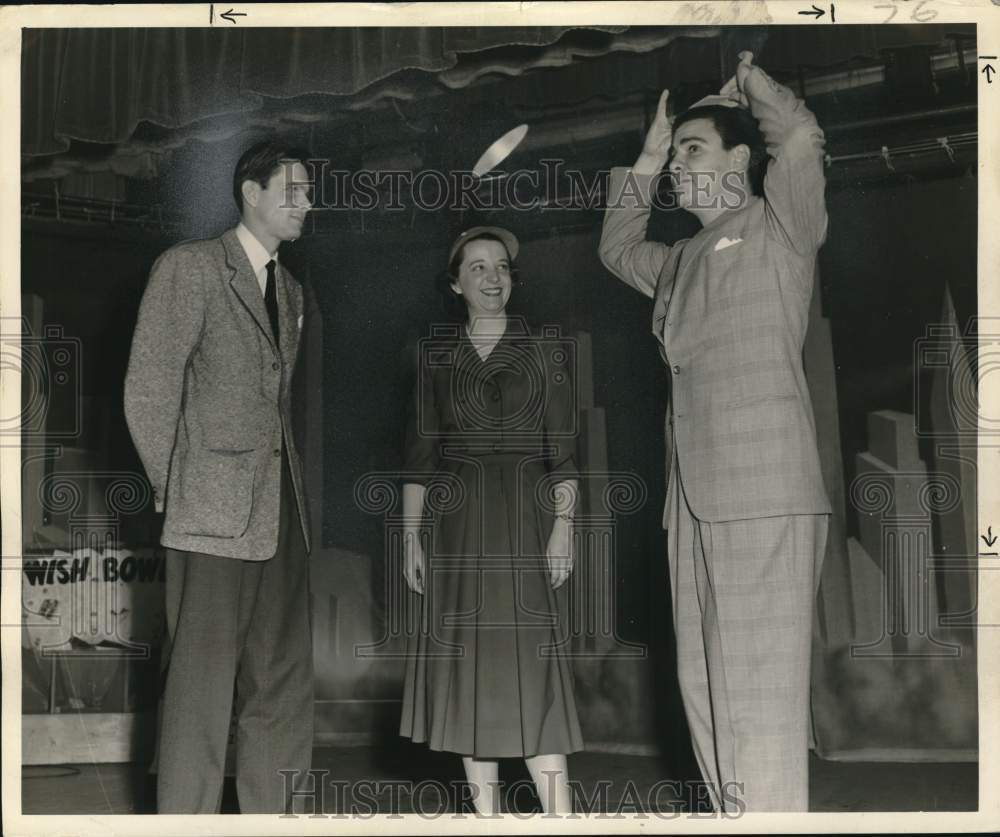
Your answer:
[264,259,280,343]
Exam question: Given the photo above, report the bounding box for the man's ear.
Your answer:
[731,143,751,172]
[241,179,259,209]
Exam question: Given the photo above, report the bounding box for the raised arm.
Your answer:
[123,248,205,512]
[599,89,675,298]
[736,55,828,253]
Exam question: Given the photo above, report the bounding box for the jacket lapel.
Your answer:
[222,228,277,353]
[651,239,689,348]
[651,286,668,347]
[650,203,759,350]
[275,262,300,365]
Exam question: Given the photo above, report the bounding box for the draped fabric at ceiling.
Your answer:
[23,26,640,176]
[22,24,974,180]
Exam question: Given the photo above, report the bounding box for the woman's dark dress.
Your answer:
[399,318,583,758]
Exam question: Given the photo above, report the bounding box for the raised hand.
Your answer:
[719,51,753,107]
[635,89,673,175]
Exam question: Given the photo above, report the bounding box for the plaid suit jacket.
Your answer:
[124,228,311,559]
[600,66,832,523]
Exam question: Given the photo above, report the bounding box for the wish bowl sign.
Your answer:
[22,546,166,656]
[20,543,167,763]
[22,468,167,666]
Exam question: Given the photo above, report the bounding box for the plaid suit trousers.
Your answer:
[666,450,828,813]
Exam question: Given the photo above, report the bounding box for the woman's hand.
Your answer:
[403,532,426,595]
[634,89,673,175]
[546,519,574,589]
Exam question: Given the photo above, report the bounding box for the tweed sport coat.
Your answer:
[124,227,311,559]
[599,66,833,524]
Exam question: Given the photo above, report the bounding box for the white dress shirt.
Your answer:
[235,223,277,296]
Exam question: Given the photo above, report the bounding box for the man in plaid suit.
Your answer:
[599,52,831,812]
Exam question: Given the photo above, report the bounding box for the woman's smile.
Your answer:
[451,238,514,317]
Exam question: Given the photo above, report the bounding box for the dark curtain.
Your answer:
[23,25,973,178]
[23,27,636,156]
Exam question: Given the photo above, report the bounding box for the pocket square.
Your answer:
[714,236,743,252]
[297,314,304,329]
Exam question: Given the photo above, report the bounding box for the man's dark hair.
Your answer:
[435,232,522,322]
[232,140,313,213]
[672,105,769,197]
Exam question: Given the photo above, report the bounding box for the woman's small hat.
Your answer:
[448,226,519,264]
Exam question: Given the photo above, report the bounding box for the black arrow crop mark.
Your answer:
[220,8,247,24]
[983,64,996,84]
[799,5,825,19]
[982,526,997,547]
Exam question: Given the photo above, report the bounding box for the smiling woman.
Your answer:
[433,226,521,323]
[446,228,519,350]
[398,226,583,814]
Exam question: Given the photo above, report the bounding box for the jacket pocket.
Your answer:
[177,450,257,538]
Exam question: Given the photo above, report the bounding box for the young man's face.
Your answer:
[245,160,313,243]
[668,117,747,212]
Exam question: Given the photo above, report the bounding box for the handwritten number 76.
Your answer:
[874,0,938,23]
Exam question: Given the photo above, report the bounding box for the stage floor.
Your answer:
[21,747,978,815]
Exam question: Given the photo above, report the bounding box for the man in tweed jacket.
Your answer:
[124,141,314,813]
[599,53,831,811]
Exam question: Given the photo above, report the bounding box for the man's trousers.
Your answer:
[156,451,314,814]
[666,454,828,813]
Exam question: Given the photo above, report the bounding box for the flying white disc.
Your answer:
[471,124,529,177]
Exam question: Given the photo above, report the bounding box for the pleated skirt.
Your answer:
[399,457,583,758]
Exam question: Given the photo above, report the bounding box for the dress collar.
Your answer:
[461,316,531,366]
[463,316,529,342]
